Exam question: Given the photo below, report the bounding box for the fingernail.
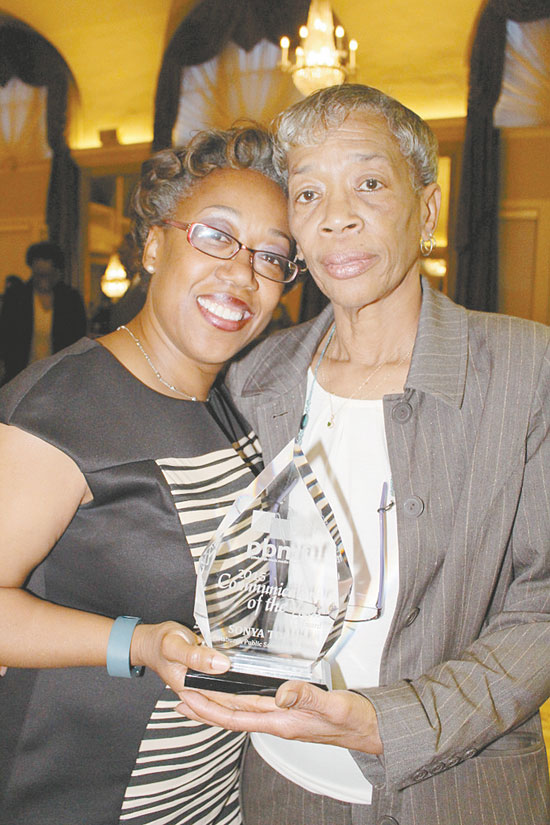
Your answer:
[279,690,298,708]
[211,654,229,672]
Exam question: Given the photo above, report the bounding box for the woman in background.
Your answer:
[0,125,300,825]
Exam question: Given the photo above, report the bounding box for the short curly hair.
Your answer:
[131,124,286,258]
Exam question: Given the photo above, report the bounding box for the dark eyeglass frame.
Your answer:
[162,219,304,284]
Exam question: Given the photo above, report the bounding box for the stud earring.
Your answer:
[420,235,435,257]
[145,264,155,274]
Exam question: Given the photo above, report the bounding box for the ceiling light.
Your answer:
[280,0,358,97]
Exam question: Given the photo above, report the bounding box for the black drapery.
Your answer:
[455,0,550,311]
[153,0,311,151]
[0,22,80,285]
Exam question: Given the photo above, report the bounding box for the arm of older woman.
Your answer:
[175,681,383,754]
[0,423,229,688]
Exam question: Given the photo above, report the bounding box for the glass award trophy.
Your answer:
[186,439,352,694]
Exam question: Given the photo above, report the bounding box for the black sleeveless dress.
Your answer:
[0,338,262,825]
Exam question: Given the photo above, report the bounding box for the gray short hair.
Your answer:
[273,84,438,192]
[131,125,285,255]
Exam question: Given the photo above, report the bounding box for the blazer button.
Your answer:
[403,496,424,517]
[378,817,399,825]
[392,401,412,422]
[463,747,477,759]
[404,607,420,626]
[431,761,447,774]
[412,768,430,781]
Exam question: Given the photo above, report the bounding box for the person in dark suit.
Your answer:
[0,241,86,383]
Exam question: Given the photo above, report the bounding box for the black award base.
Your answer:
[184,668,328,695]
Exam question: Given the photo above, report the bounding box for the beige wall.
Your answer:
[498,127,550,324]
[0,161,49,292]
[501,129,550,202]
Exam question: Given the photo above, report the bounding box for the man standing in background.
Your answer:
[0,241,86,383]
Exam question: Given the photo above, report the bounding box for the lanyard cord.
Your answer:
[296,322,336,446]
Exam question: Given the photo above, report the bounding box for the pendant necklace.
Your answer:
[297,322,413,439]
[117,324,199,401]
[324,340,413,428]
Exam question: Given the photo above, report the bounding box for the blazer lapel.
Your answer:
[237,306,334,464]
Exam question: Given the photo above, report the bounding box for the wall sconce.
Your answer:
[101,252,130,300]
[280,0,358,97]
[422,259,447,278]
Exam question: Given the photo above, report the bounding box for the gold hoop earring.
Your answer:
[420,235,435,257]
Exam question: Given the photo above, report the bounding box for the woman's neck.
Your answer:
[99,313,219,401]
[313,281,421,400]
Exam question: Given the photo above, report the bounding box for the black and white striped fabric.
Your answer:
[119,438,262,825]
[120,700,245,825]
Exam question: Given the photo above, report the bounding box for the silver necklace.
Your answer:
[324,339,413,428]
[297,323,413,439]
[117,325,198,401]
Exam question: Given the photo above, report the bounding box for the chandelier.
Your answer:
[280,0,358,97]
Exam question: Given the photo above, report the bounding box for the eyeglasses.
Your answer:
[344,481,390,623]
[320,483,391,664]
[162,220,304,284]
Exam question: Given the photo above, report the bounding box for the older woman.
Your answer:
[178,86,550,825]
[0,125,299,825]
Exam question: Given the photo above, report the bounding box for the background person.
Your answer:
[0,125,298,825]
[178,85,550,825]
[0,241,87,383]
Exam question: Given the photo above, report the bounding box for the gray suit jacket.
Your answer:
[227,282,550,825]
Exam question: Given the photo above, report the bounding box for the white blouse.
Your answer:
[252,370,400,804]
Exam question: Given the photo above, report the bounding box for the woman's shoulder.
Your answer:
[227,306,334,397]
[0,338,121,473]
[0,338,103,424]
[424,284,550,360]
[464,303,550,366]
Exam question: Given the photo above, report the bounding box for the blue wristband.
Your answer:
[106,616,145,678]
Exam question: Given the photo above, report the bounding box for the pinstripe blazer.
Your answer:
[227,282,550,825]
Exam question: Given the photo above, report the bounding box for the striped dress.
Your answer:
[0,339,262,825]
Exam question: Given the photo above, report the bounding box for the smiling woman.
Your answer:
[111,164,288,397]
[109,129,294,399]
[0,125,294,825]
